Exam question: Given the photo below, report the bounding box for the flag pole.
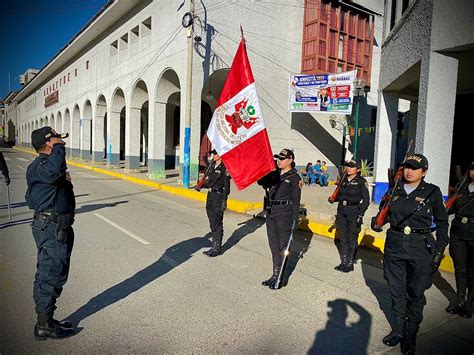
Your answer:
[183,0,195,188]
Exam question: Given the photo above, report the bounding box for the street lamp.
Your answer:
[352,77,366,160]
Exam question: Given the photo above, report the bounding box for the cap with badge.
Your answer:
[209,149,218,155]
[273,149,295,160]
[31,126,69,151]
[344,159,360,168]
[401,153,429,170]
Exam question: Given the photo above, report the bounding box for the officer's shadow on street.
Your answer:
[63,235,212,329]
[75,200,128,214]
[221,216,265,254]
[308,299,371,354]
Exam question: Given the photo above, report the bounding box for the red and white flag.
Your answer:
[207,39,275,190]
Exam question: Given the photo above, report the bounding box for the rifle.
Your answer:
[328,168,347,204]
[372,140,413,231]
[274,220,297,289]
[445,165,471,210]
[194,160,215,191]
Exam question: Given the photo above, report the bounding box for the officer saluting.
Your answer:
[372,154,449,354]
[26,127,76,340]
[332,159,370,273]
[261,149,301,289]
[446,162,474,318]
[199,149,230,257]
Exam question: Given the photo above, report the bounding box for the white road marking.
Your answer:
[16,165,26,170]
[93,213,150,245]
[4,157,11,161]
[16,157,28,162]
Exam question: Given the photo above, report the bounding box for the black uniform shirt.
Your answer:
[268,168,302,220]
[384,180,449,257]
[449,183,474,240]
[202,161,231,199]
[337,174,370,216]
[0,151,9,178]
[25,144,75,214]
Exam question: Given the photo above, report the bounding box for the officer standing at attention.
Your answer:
[332,159,370,273]
[446,162,474,318]
[262,149,301,289]
[26,127,76,340]
[372,154,449,354]
[0,151,11,185]
[200,149,230,257]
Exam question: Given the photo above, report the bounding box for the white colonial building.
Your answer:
[15,0,386,183]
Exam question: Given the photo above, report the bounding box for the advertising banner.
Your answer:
[289,70,356,114]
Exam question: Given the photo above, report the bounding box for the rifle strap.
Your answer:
[396,187,437,227]
[457,193,474,215]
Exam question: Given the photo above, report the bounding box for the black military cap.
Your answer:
[401,153,429,170]
[274,149,295,160]
[31,126,69,151]
[344,159,360,168]
[209,149,218,155]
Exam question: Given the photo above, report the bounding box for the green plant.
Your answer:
[360,159,374,177]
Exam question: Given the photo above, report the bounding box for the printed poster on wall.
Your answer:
[289,70,356,114]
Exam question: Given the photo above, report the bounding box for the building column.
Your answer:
[407,101,418,146]
[107,107,121,167]
[80,118,92,160]
[92,106,106,163]
[416,52,458,196]
[148,100,166,179]
[373,91,398,203]
[125,105,141,172]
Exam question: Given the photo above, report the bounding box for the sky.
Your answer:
[0,0,108,99]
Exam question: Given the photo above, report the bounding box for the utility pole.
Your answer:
[183,0,194,188]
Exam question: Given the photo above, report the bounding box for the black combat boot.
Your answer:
[460,290,473,318]
[262,266,280,287]
[446,293,466,315]
[335,255,348,272]
[34,318,75,341]
[382,317,405,347]
[401,321,419,355]
[203,239,222,257]
[342,258,354,273]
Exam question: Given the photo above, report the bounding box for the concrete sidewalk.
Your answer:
[12,146,454,272]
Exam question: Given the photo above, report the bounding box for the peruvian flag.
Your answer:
[207,39,275,190]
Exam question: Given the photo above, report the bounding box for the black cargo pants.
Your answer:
[266,210,292,268]
[206,191,224,245]
[335,204,361,261]
[31,216,74,319]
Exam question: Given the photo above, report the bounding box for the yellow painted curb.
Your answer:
[299,218,454,273]
[14,146,454,272]
[13,147,261,214]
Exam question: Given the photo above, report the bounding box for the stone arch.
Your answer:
[56,111,63,133]
[64,108,71,155]
[149,68,181,179]
[128,79,149,171]
[109,88,126,167]
[93,94,107,162]
[81,100,93,159]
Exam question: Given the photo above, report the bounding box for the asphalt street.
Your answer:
[0,148,473,354]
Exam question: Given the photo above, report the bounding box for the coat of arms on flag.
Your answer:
[207,35,275,190]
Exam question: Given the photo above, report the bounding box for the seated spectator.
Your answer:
[305,162,314,185]
[313,160,328,186]
[321,161,329,186]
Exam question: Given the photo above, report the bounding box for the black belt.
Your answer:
[339,200,361,206]
[211,188,224,192]
[34,211,59,223]
[455,215,474,224]
[269,200,292,205]
[390,225,435,235]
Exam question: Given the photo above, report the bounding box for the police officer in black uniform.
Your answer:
[332,159,370,273]
[261,149,301,289]
[201,149,231,257]
[446,162,474,318]
[26,127,76,340]
[0,151,11,185]
[371,154,449,354]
